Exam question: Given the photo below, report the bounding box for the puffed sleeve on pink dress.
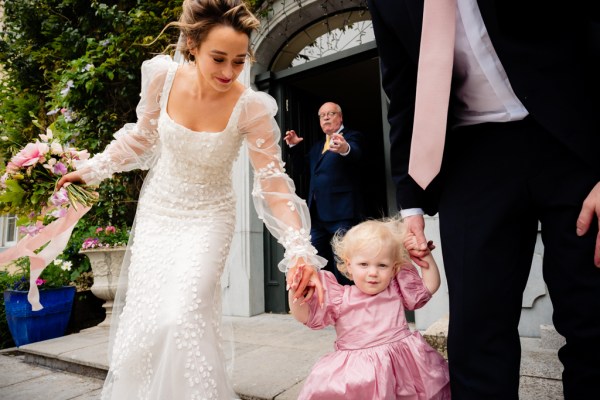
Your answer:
[305,270,344,330]
[397,262,433,310]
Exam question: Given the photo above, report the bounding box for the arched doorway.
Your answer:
[252,1,393,312]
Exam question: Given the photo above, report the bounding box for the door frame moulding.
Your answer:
[252,0,370,76]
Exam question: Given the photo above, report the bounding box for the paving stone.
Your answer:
[520,338,563,380]
[540,324,566,350]
[519,376,563,400]
[231,344,324,399]
[0,354,52,387]
[0,363,103,400]
[274,379,305,400]
[70,388,102,400]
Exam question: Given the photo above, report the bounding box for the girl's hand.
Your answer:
[287,262,324,307]
[56,170,86,190]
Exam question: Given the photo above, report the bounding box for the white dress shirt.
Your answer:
[401,0,528,218]
[452,0,528,127]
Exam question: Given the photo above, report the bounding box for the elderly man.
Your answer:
[284,102,365,284]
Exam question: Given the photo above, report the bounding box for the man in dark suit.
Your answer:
[367,1,600,399]
[284,102,364,285]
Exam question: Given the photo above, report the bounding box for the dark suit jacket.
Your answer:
[291,128,365,222]
[368,0,600,215]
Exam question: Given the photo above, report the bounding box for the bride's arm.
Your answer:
[59,56,172,188]
[240,92,325,303]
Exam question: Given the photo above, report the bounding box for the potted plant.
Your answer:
[3,256,76,347]
[79,225,129,327]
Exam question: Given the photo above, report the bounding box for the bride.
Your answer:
[58,0,324,398]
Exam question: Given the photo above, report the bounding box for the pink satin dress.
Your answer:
[298,266,450,400]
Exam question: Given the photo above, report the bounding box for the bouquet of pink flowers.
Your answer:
[0,128,98,310]
[0,128,98,231]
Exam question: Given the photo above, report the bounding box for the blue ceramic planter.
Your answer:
[3,286,76,347]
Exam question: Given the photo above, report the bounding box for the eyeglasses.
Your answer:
[317,111,339,119]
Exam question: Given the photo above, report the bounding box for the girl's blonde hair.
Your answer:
[165,0,260,62]
[332,216,410,279]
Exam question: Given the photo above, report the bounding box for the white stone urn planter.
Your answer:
[79,247,126,328]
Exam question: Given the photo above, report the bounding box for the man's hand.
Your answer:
[404,233,435,268]
[286,263,324,306]
[577,181,600,267]
[284,130,303,146]
[328,133,349,154]
[403,214,431,268]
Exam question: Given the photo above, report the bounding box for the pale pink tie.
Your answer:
[408,0,457,189]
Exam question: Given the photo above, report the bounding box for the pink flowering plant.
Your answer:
[0,127,98,232]
[81,225,129,250]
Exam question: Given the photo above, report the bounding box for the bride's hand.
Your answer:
[287,262,324,306]
[56,171,86,190]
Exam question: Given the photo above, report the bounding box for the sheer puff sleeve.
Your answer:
[395,263,433,311]
[75,55,174,185]
[238,90,327,273]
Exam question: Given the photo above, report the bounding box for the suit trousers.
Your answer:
[310,202,356,285]
[438,117,600,400]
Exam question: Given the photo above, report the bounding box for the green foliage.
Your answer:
[0,271,18,349]
[0,0,181,272]
[0,0,181,224]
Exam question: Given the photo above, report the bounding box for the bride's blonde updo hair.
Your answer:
[168,0,260,62]
[332,216,410,280]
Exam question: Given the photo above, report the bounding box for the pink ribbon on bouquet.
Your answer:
[0,205,91,311]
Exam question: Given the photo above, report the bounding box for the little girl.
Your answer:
[290,217,450,399]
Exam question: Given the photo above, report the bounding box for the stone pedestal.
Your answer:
[79,247,126,328]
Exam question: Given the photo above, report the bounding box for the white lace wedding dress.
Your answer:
[76,55,325,400]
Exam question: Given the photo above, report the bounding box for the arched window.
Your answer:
[292,20,374,66]
[269,9,373,71]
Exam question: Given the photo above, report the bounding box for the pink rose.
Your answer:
[96,227,104,233]
[105,226,116,234]
[11,142,49,167]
